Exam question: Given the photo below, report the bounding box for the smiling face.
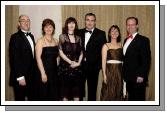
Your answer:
[85,15,96,30]
[18,15,30,31]
[44,24,54,36]
[126,18,138,34]
[110,28,119,40]
[68,22,76,32]
[42,19,55,36]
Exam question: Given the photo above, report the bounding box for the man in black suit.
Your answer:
[9,15,37,101]
[78,13,107,101]
[123,17,151,101]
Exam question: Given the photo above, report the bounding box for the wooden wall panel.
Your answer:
[5,5,19,101]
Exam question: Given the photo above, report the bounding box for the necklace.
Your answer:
[68,33,74,35]
[44,37,53,45]
[68,35,76,43]
[68,31,74,35]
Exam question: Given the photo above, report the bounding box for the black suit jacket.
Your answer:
[123,34,151,84]
[9,30,36,86]
[78,28,107,70]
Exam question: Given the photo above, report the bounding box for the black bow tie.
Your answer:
[85,30,92,34]
[25,32,31,36]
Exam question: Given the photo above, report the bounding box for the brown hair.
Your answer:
[85,13,96,21]
[42,18,55,35]
[108,25,121,42]
[62,17,78,35]
[126,16,138,25]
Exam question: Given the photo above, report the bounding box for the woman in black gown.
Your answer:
[58,17,83,101]
[35,18,59,100]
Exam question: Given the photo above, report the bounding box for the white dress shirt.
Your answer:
[123,32,138,55]
[84,28,94,50]
[17,29,35,81]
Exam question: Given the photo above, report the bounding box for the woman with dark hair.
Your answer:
[58,17,83,101]
[35,18,59,100]
[100,25,123,101]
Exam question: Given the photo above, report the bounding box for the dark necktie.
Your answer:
[25,32,34,44]
[85,30,92,34]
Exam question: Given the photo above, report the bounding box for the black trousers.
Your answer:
[13,83,34,101]
[81,61,100,101]
[126,82,146,101]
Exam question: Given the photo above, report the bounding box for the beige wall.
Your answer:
[5,5,155,101]
[19,5,62,42]
[62,5,155,101]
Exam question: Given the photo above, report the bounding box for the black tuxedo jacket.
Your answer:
[123,34,151,84]
[9,30,36,86]
[78,28,107,70]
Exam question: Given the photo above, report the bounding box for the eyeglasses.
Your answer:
[19,20,30,23]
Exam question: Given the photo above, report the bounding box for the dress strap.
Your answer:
[42,37,47,46]
[105,43,109,49]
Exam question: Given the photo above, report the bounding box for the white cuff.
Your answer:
[16,76,25,81]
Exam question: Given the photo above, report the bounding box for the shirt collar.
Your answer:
[86,28,95,32]
[132,32,138,39]
[21,29,30,33]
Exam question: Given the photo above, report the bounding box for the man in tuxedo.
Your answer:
[9,15,37,101]
[78,13,107,101]
[123,17,151,101]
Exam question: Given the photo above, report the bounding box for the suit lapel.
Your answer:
[123,38,127,46]
[86,28,97,49]
[29,34,36,47]
[124,34,139,56]
[19,30,34,51]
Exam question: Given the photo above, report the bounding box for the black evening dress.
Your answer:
[58,34,82,100]
[38,46,59,101]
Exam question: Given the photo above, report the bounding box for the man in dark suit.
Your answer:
[123,17,151,101]
[78,13,107,101]
[9,15,37,101]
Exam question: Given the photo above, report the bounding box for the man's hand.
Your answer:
[18,79,26,86]
[136,76,144,83]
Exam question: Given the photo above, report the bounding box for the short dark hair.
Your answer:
[42,18,55,35]
[126,17,138,25]
[85,13,96,21]
[62,17,78,35]
[108,25,121,42]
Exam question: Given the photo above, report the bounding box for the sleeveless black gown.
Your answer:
[38,46,59,101]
